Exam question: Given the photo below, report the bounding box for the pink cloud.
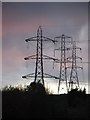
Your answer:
[0,50,2,67]
[3,17,53,37]
[3,47,25,70]
[0,22,2,38]
[2,16,54,74]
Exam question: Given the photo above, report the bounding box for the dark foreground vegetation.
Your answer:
[2,82,89,119]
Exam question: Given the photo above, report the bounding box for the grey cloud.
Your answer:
[2,2,88,90]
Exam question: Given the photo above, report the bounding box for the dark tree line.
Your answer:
[2,82,88,119]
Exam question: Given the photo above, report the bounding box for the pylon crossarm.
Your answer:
[66,59,87,63]
[54,34,72,39]
[53,59,60,63]
[44,73,59,79]
[22,73,35,78]
[67,47,72,50]
[24,54,60,61]
[76,66,83,69]
[54,60,71,63]
[76,56,82,60]
[63,35,72,39]
[75,47,82,50]
[66,66,83,69]
[42,36,57,43]
[24,55,36,60]
[54,35,64,39]
[67,47,81,51]
[25,36,57,43]
[55,47,71,51]
[25,36,37,42]
[43,55,59,61]
[22,73,59,79]
[67,56,82,60]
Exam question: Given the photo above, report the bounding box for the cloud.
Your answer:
[78,24,88,41]
[2,2,88,89]
[3,17,53,38]
[0,1,2,42]
[77,24,88,61]
[2,47,26,70]
[77,24,88,84]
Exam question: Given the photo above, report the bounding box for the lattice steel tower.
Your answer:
[22,26,58,86]
[67,40,83,91]
[54,34,72,93]
[34,26,44,84]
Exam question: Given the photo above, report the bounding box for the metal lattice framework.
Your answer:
[22,26,59,86]
[67,40,83,90]
[54,34,72,93]
[22,26,85,94]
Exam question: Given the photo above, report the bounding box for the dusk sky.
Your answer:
[2,2,88,93]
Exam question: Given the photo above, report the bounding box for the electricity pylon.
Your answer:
[54,34,72,93]
[67,40,83,91]
[22,26,59,86]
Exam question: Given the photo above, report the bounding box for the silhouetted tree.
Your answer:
[83,87,86,94]
[26,81,46,95]
[68,87,87,108]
